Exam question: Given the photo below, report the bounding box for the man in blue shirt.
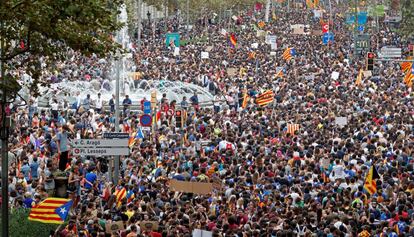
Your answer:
[122,95,132,115]
[30,157,39,180]
[84,167,97,190]
[57,125,70,171]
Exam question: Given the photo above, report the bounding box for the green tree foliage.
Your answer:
[0,0,123,96]
[0,208,60,237]
[400,0,414,38]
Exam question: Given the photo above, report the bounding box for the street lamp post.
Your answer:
[0,19,9,237]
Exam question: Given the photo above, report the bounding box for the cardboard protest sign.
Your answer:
[251,43,259,49]
[105,221,125,234]
[140,221,159,232]
[201,52,209,59]
[193,229,213,237]
[170,180,213,195]
[335,117,348,127]
[227,68,237,76]
[331,71,340,80]
[363,70,372,78]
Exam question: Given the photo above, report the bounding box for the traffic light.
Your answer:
[366,52,375,71]
[175,110,183,128]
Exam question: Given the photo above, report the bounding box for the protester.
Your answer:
[5,2,414,237]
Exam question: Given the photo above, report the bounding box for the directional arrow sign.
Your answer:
[72,139,128,148]
[72,148,130,156]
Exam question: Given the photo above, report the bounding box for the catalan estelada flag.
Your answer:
[229,33,237,47]
[28,198,73,224]
[114,187,127,207]
[275,68,284,79]
[404,72,414,87]
[128,132,137,148]
[364,165,380,195]
[255,90,274,106]
[282,47,296,61]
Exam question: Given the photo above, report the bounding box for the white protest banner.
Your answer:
[201,52,209,59]
[331,71,340,80]
[335,117,348,127]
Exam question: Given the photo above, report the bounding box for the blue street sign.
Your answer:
[140,114,152,127]
[358,12,368,25]
[143,101,151,114]
[358,25,364,32]
[322,33,334,45]
[412,64,414,74]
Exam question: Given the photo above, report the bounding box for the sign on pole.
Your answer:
[140,114,152,127]
[355,34,370,53]
[103,133,129,139]
[143,101,151,114]
[380,47,402,58]
[72,139,128,147]
[322,32,334,45]
[73,147,130,156]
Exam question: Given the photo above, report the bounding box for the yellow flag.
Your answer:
[355,69,363,86]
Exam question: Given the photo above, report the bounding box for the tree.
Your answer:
[0,0,123,96]
[400,0,414,38]
[0,208,61,237]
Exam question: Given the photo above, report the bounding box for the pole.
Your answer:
[353,0,358,62]
[185,0,190,35]
[164,0,168,33]
[0,19,9,237]
[137,0,142,52]
[265,0,271,23]
[114,57,120,185]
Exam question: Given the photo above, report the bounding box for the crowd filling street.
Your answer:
[3,1,414,237]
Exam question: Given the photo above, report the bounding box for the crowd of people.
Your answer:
[3,1,414,237]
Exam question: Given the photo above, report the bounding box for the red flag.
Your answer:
[322,23,329,33]
[255,2,263,11]
[20,40,25,49]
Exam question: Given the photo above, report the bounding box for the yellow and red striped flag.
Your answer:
[404,72,414,87]
[255,90,274,106]
[114,187,127,207]
[28,198,73,224]
[242,91,249,109]
[286,124,300,135]
[400,57,412,73]
[355,69,363,86]
[282,47,296,61]
[364,165,380,195]
[306,0,315,8]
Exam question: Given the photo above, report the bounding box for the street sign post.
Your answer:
[72,139,128,147]
[322,32,334,45]
[143,101,151,114]
[73,148,130,156]
[380,47,402,58]
[355,34,370,54]
[140,114,152,127]
[103,133,129,139]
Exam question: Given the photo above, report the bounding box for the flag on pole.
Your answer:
[114,187,127,207]
[355,69,363,86]
[255,90,274,106]
[229,33,237,47]
[363,165,380,195]
[286,124,300,135]
[28,198,73,224]
[242,91,249,109]
[282,47,296,61]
